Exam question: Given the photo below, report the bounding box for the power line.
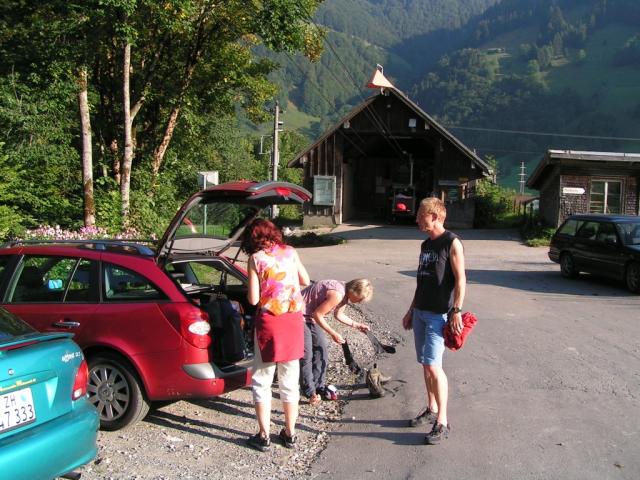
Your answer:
[296,3,409,161]
[445,125,640,142]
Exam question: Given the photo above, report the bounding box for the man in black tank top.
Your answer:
[401,197,466,445]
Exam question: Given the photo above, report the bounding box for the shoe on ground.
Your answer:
[318,385,339,401]
[247,432,271,452]
[278,428,297,449]
[309,393,321,406]
[409,407,438,427]
[366,364,386,398]
[425,423,450,445]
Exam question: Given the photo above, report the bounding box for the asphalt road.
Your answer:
[297,224,640,480]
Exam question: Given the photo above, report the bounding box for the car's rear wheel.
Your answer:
[625,262,640,293]
[560,253,578,278]
[87,353,150,430]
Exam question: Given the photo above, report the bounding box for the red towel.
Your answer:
[443,311,477,351]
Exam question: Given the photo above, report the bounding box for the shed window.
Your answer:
[589,180,621,214]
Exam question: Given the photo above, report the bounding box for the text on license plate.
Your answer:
[0,388,37,433]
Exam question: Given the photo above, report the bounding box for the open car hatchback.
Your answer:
[0,180,311,430]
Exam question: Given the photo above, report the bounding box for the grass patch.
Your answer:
[521,223,555,247]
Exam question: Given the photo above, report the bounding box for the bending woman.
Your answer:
[242,219,310,452]
[301,279,373,405]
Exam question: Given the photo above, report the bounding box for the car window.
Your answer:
[0,307,35,341]
[558,219,580,236]
[175,203,256,239]
[0,256,9,284]
[8,256,78,303]
[166,261,243,289]
[191,261,244,287]
[575,221,598,240]
[103,263,166,301]
[616,222,640,246]
[64,259,98,303]
[596,222,618,244]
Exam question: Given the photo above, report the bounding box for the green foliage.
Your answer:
[473,179,518,228]
[521,221,556,247]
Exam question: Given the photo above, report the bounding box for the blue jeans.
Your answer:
[300,321,328,397]
[413,308,447,366]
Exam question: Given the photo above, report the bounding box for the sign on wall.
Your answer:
[562,187,585,195]
[313,175,336,206]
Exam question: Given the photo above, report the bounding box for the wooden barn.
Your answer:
[288,68,492,228]
[526,149,640,227]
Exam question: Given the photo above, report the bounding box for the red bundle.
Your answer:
[443,312,478,351]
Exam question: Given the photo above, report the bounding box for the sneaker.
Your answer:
[318,385,338,401]
[247,433,271,452]
[278,428,297,449]
[409,408,438,427]
[425,423,450,445]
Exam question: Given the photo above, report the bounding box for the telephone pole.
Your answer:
[270,102,283,218]
[518,161,526,194]
[272,102,280,182]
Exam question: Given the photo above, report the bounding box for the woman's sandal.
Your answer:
[309,393,321,406]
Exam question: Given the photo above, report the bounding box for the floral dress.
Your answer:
[252,244,304,362]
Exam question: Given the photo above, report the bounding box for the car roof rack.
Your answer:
[1,239,157,256]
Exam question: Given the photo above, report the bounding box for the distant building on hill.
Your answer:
[288,66,493,228]
[527,149,640,227]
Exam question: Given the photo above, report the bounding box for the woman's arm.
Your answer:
[334,301,370,332]
[246,255,260,306]
[312,290,345,344]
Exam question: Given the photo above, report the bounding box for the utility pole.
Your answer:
[271,102,283,218]
[272,101,281,182]
[518,161,526,194]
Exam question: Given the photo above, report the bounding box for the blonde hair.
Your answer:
[345,278,373,303]
[419,197,447,221]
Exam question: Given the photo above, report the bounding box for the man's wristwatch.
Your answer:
[449,307,462,314]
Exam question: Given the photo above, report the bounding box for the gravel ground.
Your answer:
[79,304,401,480]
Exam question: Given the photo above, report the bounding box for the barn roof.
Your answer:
[288,87,492,176]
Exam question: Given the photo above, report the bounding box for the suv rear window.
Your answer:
[0,307,35,341]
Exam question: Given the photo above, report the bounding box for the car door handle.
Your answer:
[53,320,81,329]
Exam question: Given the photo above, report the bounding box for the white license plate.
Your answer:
[0,387,37,433]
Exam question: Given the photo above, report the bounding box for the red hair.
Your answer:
[241,218,283,255]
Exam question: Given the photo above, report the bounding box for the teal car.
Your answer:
[0,306,99,480]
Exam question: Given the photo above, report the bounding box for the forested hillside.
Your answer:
[268,0,499,135]
[276,0,640,189]
[409,0,640,187]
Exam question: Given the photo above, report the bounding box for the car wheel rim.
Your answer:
[88,363,130,422]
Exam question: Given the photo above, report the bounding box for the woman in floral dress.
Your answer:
[241,218,310,452]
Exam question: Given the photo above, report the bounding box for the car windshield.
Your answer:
[615,221,640,246]
[0,307,36,342]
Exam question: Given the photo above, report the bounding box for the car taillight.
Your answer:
[160,303,212,349]
[72,359,89,400]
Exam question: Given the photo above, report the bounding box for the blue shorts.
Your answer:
[413,309,447,366]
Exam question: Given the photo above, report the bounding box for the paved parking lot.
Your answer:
[302,224,640,480]
[82,224,640,479]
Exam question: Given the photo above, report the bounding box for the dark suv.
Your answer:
[548,214,640,293]
[0,180,311,430]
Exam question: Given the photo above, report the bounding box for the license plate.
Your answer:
[0,388,37,433]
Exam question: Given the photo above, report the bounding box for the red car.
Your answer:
[0,181,311,430]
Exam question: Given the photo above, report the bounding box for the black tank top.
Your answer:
[414,230,459,314]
